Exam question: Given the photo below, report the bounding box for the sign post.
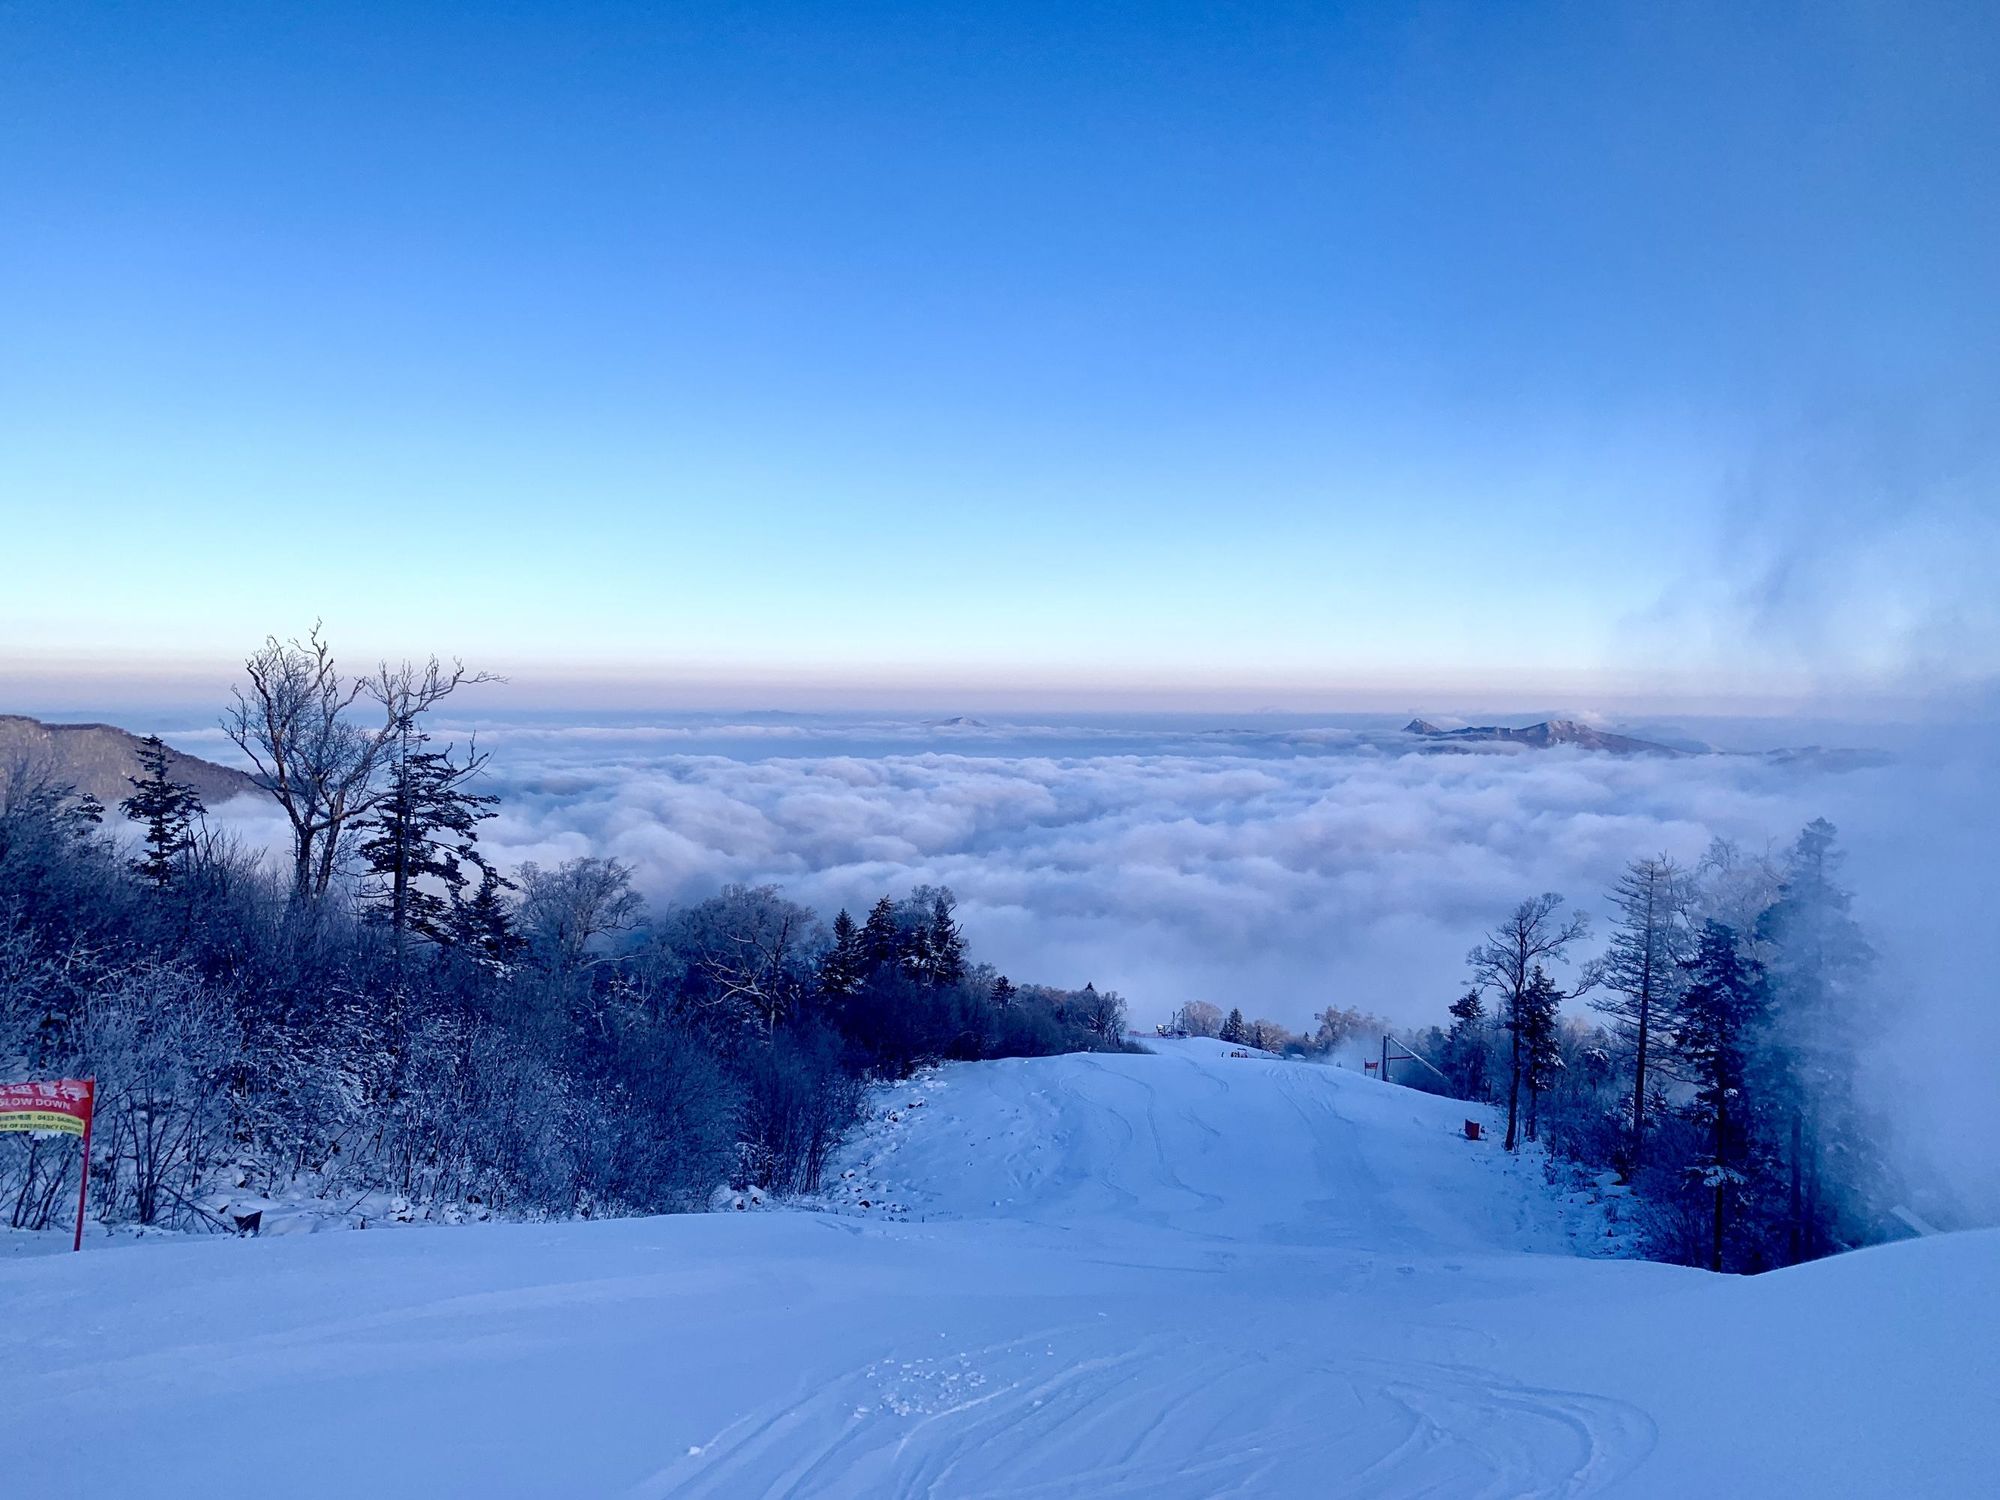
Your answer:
[0,1078,97,1250]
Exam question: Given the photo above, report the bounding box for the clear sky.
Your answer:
[2,1,1995,711]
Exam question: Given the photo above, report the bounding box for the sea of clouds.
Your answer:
[182,712,1879,1026]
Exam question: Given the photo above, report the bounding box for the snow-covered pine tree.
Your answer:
[898,918,935,982]
[1755,818,1879,1263]
[357,730,499,957]
[1672,919,1771,1271]
[1220,1007,1246,1044]
[119,734,206,889]
[1444,988,1491,1100]
[1594,856,1694,1165]
[861,896,899,972]
[448,865,523,967]
[927,892,966,987]
[818,908,865,998]
[1519,966,1564,1142]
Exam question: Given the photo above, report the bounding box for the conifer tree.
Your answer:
[120,735,205,889]
[927,891,966,987]
[1519,966,1564,1141]
[1221,1007,1246,1044]
[899,915,936,983]
[357,730,499,955]
[818,908,864,998]
[990,974,1015,1008]
[449,866,523,967]
[1756,818,1876,1263]
[1673,919,1770,1271]
[861,896,899,971]
[1444,988,1490,1100]
[1594,856,1693,1164]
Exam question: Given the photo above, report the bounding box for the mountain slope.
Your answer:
[1,1041,1991,1497]
[0,714,259,808]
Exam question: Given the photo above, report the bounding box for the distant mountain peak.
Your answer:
[1402,717,1685,756]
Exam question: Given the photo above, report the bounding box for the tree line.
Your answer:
[1401,824,1888,1272]
[1,628,1136,1238]
[1161,999,1393,1059]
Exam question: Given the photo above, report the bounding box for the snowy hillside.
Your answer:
[819,1038,1598,1253]
[3,1041,1993,1496]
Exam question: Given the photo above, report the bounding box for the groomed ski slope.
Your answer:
[2,1038,1993,1496]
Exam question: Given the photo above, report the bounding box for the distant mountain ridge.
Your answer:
[0,715,260,809]
[1402,718,1688,756]
[1399,717,1892,769]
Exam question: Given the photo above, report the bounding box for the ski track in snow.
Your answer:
[2,1038,1993,1497]
[637,1332,1654,1500]
[659,1043,1653,1498]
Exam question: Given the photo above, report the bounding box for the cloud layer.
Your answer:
[208,718,1850,1027]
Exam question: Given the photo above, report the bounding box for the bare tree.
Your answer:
[1694,836,1783,959]
[1245,1016,1295,1052]
[1467,893,1597,1151]
[1169,1000,1223,1038]
[665,884,824,1037]
[79,962,241,1229]
[1076,983,1128,1047]
[1312,1004,1386,1055]
[223,624,492,900]
[518,857,644,974]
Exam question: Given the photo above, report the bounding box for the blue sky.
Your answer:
[2,1,1995,710]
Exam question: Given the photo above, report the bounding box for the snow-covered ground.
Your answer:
[2,1039,1992,1495]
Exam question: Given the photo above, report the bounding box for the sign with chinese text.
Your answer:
[0,1078,94,1137]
